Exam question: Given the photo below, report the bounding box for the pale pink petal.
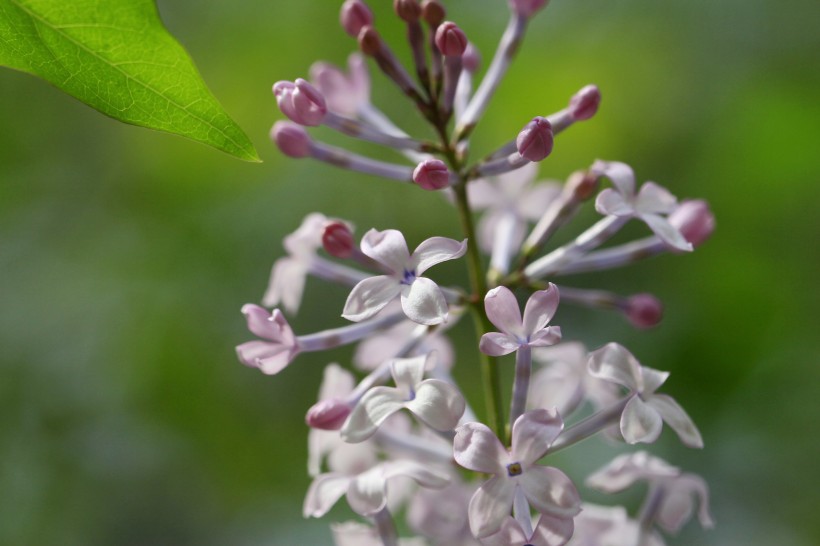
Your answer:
[641,366,670,394]
[319,363,355,400]
[511,408,564,465]
[381,459,450,489]
[235,340,298,375]
[621,396,663,444]
[592,160,635,196]
[340,386,407,443]
[520,466,581,518]
[528,326,563,347]
[530,513,575,546]
[522,284,560,336]
[647,394,704,448]
[453,422,508,474]
[657,474,714,532]
[468,477,517,538]
[262,257,307,314]
[342,275,402,322]
[480,517,529,546]
[328,441,378,476]
[477,209,504,253]
[347,466,388,516]
[641,213,693,252]
[519,182,562,221]
[635,181,678,215]
[479,332,520,356]
[484,286,523,336]
[360,229,411,273]
[390,354,428,394]
[401,277,448,325]
[595,188,634,216]
[587,343,643,391]
[348,52,370,105]
[468,178,504,210]
[586,451,680,493]
[406,379,466,431]
[303,473,351,518]
[529,366,584,417]
[496,160,539,189]
[412,237,468,275]
[283,212,328,255]
[241,305,295,342]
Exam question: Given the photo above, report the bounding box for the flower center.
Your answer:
[400,268,417,285]
[506,462,523,477]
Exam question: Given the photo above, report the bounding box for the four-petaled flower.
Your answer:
[453,409,581,538]
[235,304,299,375]
[342,229,467,325]
[479,284,562,356]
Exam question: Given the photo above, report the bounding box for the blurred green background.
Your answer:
[1,0,818,544]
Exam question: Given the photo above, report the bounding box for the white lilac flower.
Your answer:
[588,343,703,448]
[567,503,665,546]
[479,284,562,356]
[331,521,428,546]
[481,514,574,546]
[341,353,466,443]
[453,409,581,538]
[586,452,714,535]
[342,229,467,325]
[592,161,692,252]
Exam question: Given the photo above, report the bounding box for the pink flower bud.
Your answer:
[357,25,382,56]
[669,200,715,248]
[306,398,352,430]
[394,0,421,22]
[435,21,468,57]
[340,0,374,37]
[421,0,446,25]
[516,117,554,162]
[413,159,451,190]
[625,293,664,329]
[273,79,327,126]
[271,121,312,158]
[322,222,355,258]
[568,84,601,121]
[462,42,481,73]
[509,0,549,17]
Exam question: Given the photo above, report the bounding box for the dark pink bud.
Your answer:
[413,159,451,190]
[516,117,554,162]
[357,25,382,56]
[306,398,352,430]
[322,222,355,258]
[434,21,468,57]
[669,200,715,248]
[509,0,549,17]
[394,0,421,22]
[569,85,601,121]
[624,293,664,329]
[462,42,481,72]
[421,0,446,25]
[340,0,374,37]
[271,121,311,158]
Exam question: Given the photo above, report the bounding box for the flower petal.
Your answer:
[318,363,355,400]
[454,422,507,474]
[522,284,560,336]
[595,188,634,216]
[585,451,680,493]
[520,465,581,518]
[262,257,308,314]
[528,326,562,348]
[401,277,448,325]
[406,379,466,431]
[412,237,468,275]
[330,521,379,546]
[641,366,670,395]
[484,286,523,336]
[479,332,520,356]
[468,477,517,538]
[531,513,575,546]
[241,305,294,342]
[621,395,663,444]
[636,181,678,214]
[468,177,504,210]
[480,517,529,546]
[381,459,450,489]
[647,394,704,448]
[587,343,643,391]
[519,182,562,221]
[657,474,714,533]
[347,466,388,516]
[303,473,351,518]
[342,275,401,322]
[592,160,635,196]
[390,354,428,394]
[360,229,411,273]
[641,213,693,252]
[512,408,564,465]
[235,340,298,375]
[340,386,407,443]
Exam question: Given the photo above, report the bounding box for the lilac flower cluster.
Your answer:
[241,1,717,544]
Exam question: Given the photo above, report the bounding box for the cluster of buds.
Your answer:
[246,1,717,544]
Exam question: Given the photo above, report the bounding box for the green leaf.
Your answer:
[0,0,260,162]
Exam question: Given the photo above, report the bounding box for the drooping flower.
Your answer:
[588,343,704,448]
[454,409,581,538]
[235,305,299,375]
[342,229,467,325]
[479,284,562,356]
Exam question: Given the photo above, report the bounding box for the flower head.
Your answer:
[479,284,562,356]
[235,304,299,375]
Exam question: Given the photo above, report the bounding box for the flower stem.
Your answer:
[546,396,630,454]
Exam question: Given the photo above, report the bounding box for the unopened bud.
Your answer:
[357,25,382,56]
[516,117,554,162]
[462,43,481,73]
[435,21,468,57]
[624,293,664,329]
[273,79,327,126]
[322,222,355,258]
[569,84,601,121]
[271,121,311,158]
[669,200,715,248]
[306,398,352,430]
[413,159,451,190]
[394,0,421,22]
[340,0,374,37]
[421,0,446,26]
[509,0,549,17]
[566,170,600,201]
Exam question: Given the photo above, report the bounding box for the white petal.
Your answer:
[586,451,680,493]
[497,160,539,189]
[406,379,466,431]
[303,473,351,518]
[641,213,693,252]
[468,178,504,210]
[330,521,380,546]
[519,182,562,221]
[531,513,575,546]
[587,343,643,391]
[479,332,520,356]
[480,517,528,546]
[478,209,503,253]
[390,355,428,394]
[347,466,388,516]
[401,277,448,325]
[528,326,562,348]
[520,466,581,518]
[484,286,523,336]
[454,422,507,474]
[468,477,517,538]
[262,257,307,313]
[360,229,411,273]
[592,160,635,196]
[621,395,663,444]
[342,275,401,322]
[381,459,450,489]
[656,474,714,533]
[340,387,407,443]
[636,181,678,214]
[522,284,560,335]
[412,237,468,275]
[512,408,564,465]
[641,366,670,394]
[647,394,704,448]
[319,363,355,400]
[595,188,634,216]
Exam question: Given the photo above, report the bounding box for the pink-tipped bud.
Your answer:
[516,117,554,162]
[566,170,601,201]
[322,222,355,258]
[271,121,311,158]
[340,0,374,37]
[357,25,382,56]
[413,159,451,190]
[394,0,421,22]
[462,43,481,73]
[435,21,468,57]
[669,200,716,248]
[624,293,664,329]
[509,0,549,17]
[306,398,352,430]
[421,0,446,26]
[273,79,327,126]
[569,85,601,121]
